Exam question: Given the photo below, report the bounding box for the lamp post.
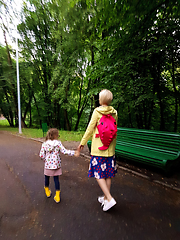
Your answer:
[16,25,22,134]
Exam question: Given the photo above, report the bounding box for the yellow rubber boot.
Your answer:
[44,187,51,198]
[54,190,61,203]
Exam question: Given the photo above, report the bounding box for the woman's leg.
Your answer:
[53,176,60,190]
[97,178,116,211]
[98,178,111,199]
[96,178,112,202]
[106,178,111,192]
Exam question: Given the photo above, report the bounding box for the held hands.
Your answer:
[74,150,80,157]
[74,144,84,157]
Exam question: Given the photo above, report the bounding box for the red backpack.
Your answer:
[95,114,117,150]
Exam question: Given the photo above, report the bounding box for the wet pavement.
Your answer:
[0,131,180,240]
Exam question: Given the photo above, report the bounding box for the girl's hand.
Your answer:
[74,150,80,157]
[77,144,84,151]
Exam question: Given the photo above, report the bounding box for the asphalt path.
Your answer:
[0,131,180,240]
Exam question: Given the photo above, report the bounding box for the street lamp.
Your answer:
[16,25,22,134]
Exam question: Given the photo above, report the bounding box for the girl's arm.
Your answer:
[58,141,75,156]
[39,143,46,160]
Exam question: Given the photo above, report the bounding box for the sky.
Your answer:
[0,0,23,48]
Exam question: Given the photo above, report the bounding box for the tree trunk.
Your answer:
[151,54,165,131]
[3,30,19,125]
[147,99,154,130]
[159,98,165,131]
[33,94,42,127]
[22,94,32,126]
[74,76,89,131]
[63,79,71,131]
[143,102,147,129]
[64,109,71,131]
[2,87,14,126]
[86,97,94,129]
[128,105,133,128]
[138,106,143,128]
[29,103,32,127]
[171,49,178,132]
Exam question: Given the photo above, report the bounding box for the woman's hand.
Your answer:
[77,144,84,151]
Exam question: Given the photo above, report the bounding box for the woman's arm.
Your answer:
[80,109,98,146]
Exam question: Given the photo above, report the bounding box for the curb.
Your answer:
[117,165,180,192]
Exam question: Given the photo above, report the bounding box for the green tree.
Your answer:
[2,0,179,132]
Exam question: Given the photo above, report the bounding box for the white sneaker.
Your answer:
[103,198,116,211]
[98,196,105,204]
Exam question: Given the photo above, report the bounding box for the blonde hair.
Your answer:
[99,89,113,105]
[45,128,59,141]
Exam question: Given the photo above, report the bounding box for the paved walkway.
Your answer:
[0,131,180,240]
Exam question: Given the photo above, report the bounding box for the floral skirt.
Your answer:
[88,155,117,179]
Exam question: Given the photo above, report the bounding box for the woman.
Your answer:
[78,89,118,211]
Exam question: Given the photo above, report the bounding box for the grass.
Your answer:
[0,119,84,142]
[0,119,10,126]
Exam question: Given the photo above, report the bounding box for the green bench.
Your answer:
[87,127,180,172]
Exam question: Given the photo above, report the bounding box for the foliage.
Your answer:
[0,0,180,132]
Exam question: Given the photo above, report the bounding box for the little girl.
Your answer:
[39,128,79,203]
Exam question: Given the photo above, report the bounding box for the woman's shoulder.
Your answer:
[95,106,117,115]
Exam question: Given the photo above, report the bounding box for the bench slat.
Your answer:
[116,141,179,157]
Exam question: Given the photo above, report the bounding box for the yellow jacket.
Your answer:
[80,106,118,157]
